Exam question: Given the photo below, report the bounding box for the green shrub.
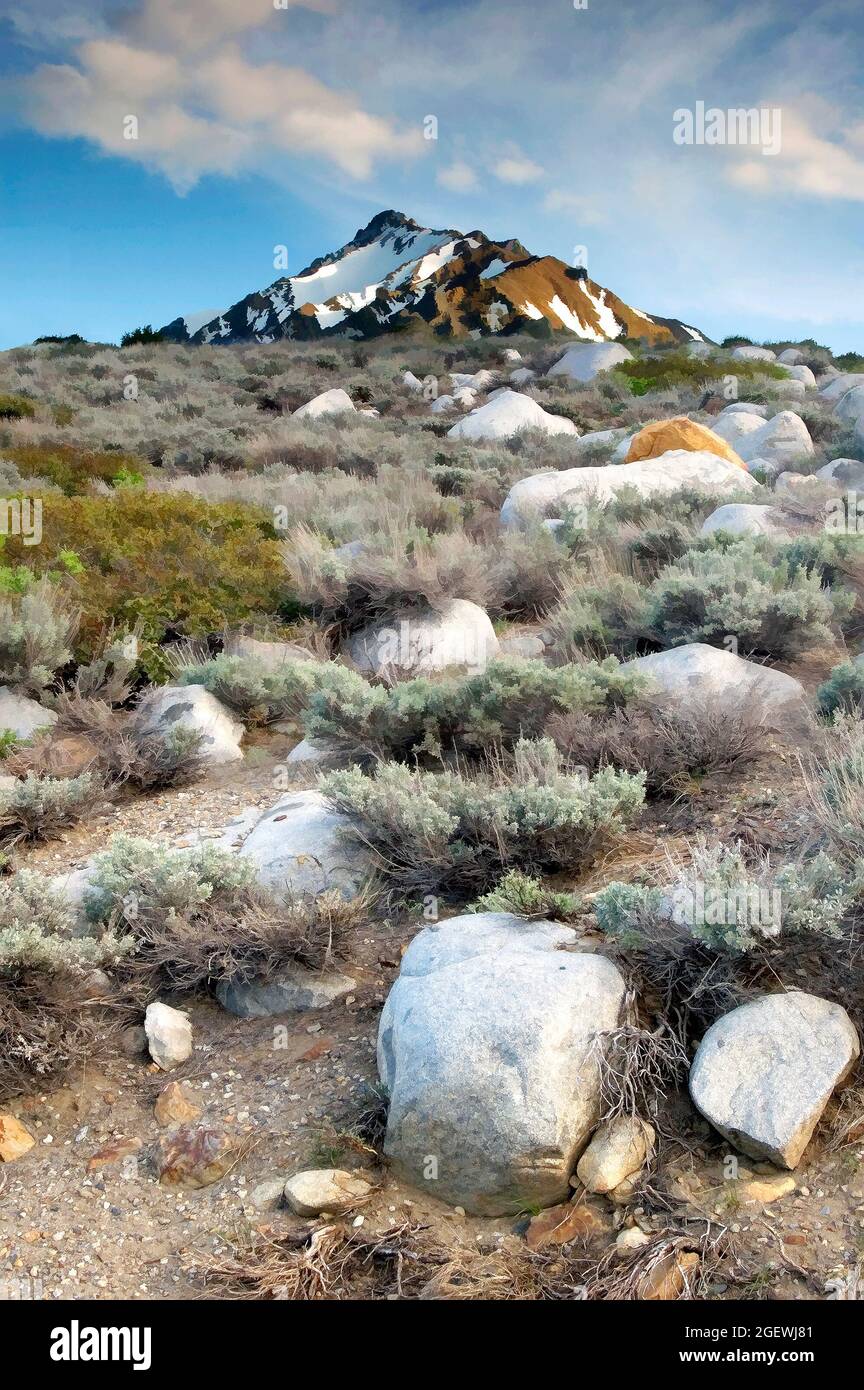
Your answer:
[84,834,256,926]
[645,538,839,658]
[0,771,101,846]
[175,653,327,724]
[0,490,289,659]
[321,737,645,902]
[593,842,852,1040]
[0,870,133,1100]
[305,655,647,762]
[0,393,35,420]
[3,444,150,495]
[471,868,582,919]
[82,834,366,996]
[817,661,864,718]
[0,577,78,692]
[120,325,163,346]
[547,574,648,659]
[614,349,787,393]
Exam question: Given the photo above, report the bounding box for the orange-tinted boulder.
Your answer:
[625,417,748,470]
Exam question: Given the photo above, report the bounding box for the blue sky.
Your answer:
[1,0,863,352]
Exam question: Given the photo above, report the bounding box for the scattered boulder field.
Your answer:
[3,322,864,1302]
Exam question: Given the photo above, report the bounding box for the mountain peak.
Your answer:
[161,211,703,348]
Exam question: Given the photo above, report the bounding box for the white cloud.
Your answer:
[492,153,543,184]
[436,160,478,192]
[12,0,422,189]
[542,189,607,226]
[726,103,864,202]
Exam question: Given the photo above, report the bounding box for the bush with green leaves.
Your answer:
[321,737,645,902]
[174,652,328,724]
[645,538,840,658]
[0,393,36,420]
[817,661,864,718]
[304,655,647,763]
[547,573,649,659]
[0,771,100,846]
[592,842,854,1040]
[84,834,256,926]
[0,870,133,1100]
[470,868,582,919]
[0,576,78,693]
[82,834,366,996]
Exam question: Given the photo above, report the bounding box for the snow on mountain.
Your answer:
[159,210,703,347]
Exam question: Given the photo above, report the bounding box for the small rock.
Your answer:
[282,1168,373,1217]
[156,1125,240,1189]
[576,1115,655,1194]
[216,964,357,1018]
[741,1173,797,1204]
[616,1226,650,1253]
[87,1136,142,1171]
[0,1114,35,1161]
[154,1081,201,1127]
[248,1177,289,1210]
[144,1001,193,1071]
[118,1024,148,1058]
[524,1197,611,1249]
[639,1250,701,1300]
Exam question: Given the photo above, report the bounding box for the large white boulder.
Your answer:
[719,401,768,417]
[833,384,864,425]
[690,992,859,1168]
[731,345,776,362]
[293,388,355,420]
[700,503,788,538]
[378,913,626,1214]
[817,458,864,490]
[734,411,814,469]
[239,788,367,899]
[501,451,757,530]
[710,410,766,445]
[625,643,808,732]
[344,599,499,678]
[777,348,805,365]
[769,378,807,400]
[429,393,456,414]
[447,389,577,442]
[820,373,864,402]
[135,685,244,765]
[0,687,57,740]
[782,364,816,388]
[546,342,634,382]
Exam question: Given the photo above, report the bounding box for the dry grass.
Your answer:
[191,1215,742,1302]
[591,1021,690,1124]
[112,884,372,1000]
[547,697,768,796]
[0,965,118,1103]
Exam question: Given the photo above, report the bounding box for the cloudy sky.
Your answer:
[1,0,862,350]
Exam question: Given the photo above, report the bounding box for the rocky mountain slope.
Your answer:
[160,210,706,347]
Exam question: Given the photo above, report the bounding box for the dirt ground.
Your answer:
[2,703,864,1303]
